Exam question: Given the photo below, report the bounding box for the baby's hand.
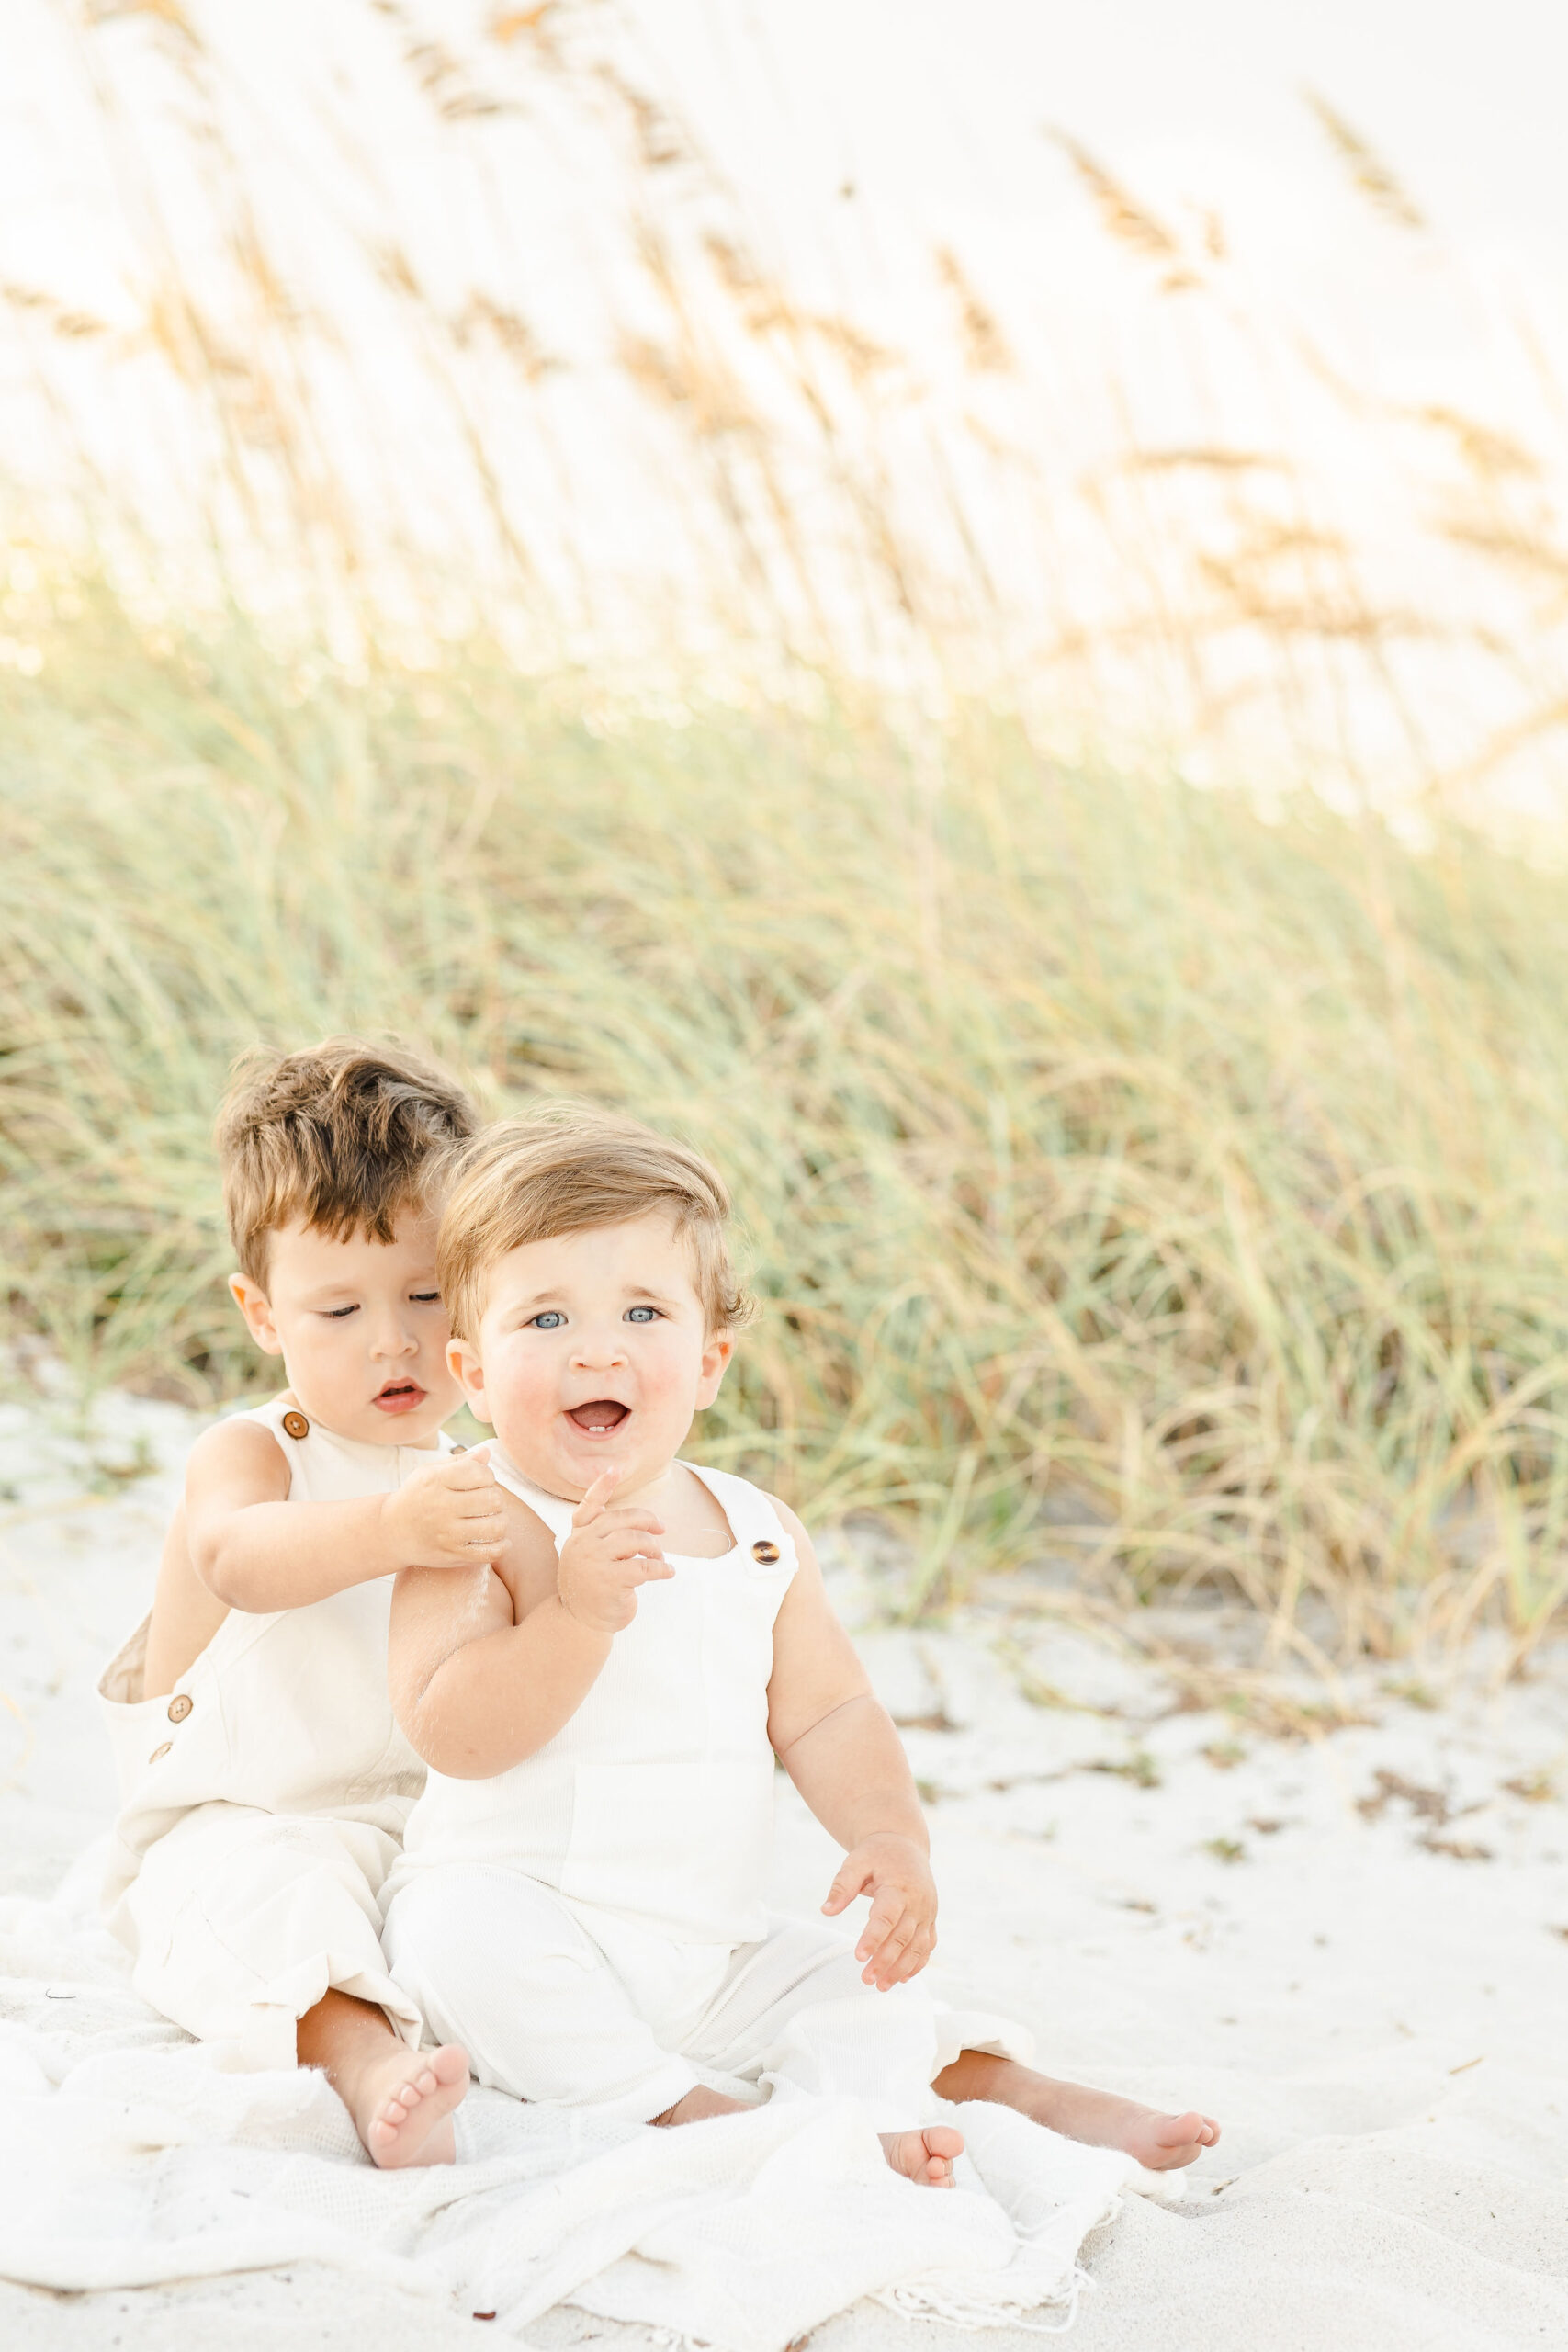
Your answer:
[380,1444,508,1568]
[558,1470,672,1634]
[822,1833,939,1990]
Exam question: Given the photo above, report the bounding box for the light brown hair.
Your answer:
[437,1106,750,1342]
[218,1036,480,1286]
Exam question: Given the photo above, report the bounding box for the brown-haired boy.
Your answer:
[382,1109,1219,2185]
[97,1038,506,2167]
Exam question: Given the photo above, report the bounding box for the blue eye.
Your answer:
[626,1306,660,1324]
[528,1310,566,1329]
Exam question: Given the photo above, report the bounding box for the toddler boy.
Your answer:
[98,1038,503,2166]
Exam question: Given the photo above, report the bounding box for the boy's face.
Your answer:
[450,1209,733,1500]
[230,1208,464,1448]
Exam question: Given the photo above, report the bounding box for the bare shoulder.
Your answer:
[185,1412,291,1500]
[764,1492,821,1569]
[757,1489,806,1539]
[760,1491,836,1628]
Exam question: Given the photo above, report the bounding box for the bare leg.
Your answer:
[652,2086,964,2186]
[932,2051,1219,2172]
[652,2085,753,2127]
[297,1988,468,2169]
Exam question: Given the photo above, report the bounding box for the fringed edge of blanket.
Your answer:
[867,2183,1123,2338]
[872,2265,1090,2337]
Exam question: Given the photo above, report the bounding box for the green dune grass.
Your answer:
[5,577,1568,1660]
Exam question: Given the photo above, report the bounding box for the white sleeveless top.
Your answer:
[395,1450,798,1951]
[97,1396,457,1903]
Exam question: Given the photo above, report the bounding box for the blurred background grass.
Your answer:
[7,3,1568,1664]
[6,574,1568,1665]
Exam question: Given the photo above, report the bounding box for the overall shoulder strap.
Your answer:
[683,1464,796,1566]
[488,1444,576,1550]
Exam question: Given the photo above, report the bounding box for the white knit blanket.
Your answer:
[0,1876,1168,2348]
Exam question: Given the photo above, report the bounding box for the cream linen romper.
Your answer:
[97,1396,456,2069]
[382,1449,1030,2126]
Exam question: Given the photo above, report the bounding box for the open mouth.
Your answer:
[567,1399,630,1435]
[372,1379,427,1415]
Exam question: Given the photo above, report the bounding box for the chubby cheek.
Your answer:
[640,1338,710,1423]
[483,1341,562,1437]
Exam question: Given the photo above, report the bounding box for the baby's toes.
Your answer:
[1141,2112,1216,2169]
[1152,2110,1208,2149]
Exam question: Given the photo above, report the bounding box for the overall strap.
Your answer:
[489,1444,577,1550]
[683,1464,796,1568]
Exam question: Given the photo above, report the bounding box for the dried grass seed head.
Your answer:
[218,1035,480,1288]
[438,1107,751,1343]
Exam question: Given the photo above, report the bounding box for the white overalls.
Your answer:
[97,1396,455,2070]
[382,1453,1029,2126]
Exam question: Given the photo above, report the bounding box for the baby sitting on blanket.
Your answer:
[381,1109,1220,2187]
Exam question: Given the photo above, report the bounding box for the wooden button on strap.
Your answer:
[167,1693,193,1723]
[751,1539,781,1563]
[281,1409,310,1440]
[148,1742,172,1764]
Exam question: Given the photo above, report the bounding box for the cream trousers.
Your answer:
[119,1800,424,2071]
[383,1864,1032,2128]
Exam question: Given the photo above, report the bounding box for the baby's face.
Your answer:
[453,1210,733,1500]
[231,1209,463,1448]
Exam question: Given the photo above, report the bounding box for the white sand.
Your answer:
[2,1387,1565,2349]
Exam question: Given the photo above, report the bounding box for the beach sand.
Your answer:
[2,1388,1564,2349]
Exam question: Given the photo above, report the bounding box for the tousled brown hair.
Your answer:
[218,1036,480,1286]
[437,1106,750,1342]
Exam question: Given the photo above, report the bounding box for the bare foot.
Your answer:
[354,2041,470,2169]
[296,1989,470,2170]
[652,2085,751,2126]
[880,2124,964,2187]
[932,2052,1219,2171]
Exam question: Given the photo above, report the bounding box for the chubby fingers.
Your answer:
[821,1852,874,1919]
[571,1469,621,1528]
[596,1506,665,1542]
[863,1915,936,1989]
[601,1532,673,1580]
[625,1552,676,1584]
[856,1885,916,1981]
[443,1446,499,1492]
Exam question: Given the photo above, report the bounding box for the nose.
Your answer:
[570,1320,628,1372]
[367,1306,419,1360]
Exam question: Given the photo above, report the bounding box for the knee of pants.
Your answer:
[383,1870,694,2112]
[384,1870,598,2018]
[128,1814,390,1966]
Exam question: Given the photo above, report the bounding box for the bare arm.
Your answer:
[142,1500,232,1698]
[388,1472,672,1779]
[767,1501,937,1988]
[185,1414,507,1613]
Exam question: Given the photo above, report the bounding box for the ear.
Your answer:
[694,1329,735,1409]
[230,1272,283,1358]
[446,1334,494,1424]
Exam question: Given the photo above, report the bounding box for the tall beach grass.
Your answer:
[5,578,1568,1666]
